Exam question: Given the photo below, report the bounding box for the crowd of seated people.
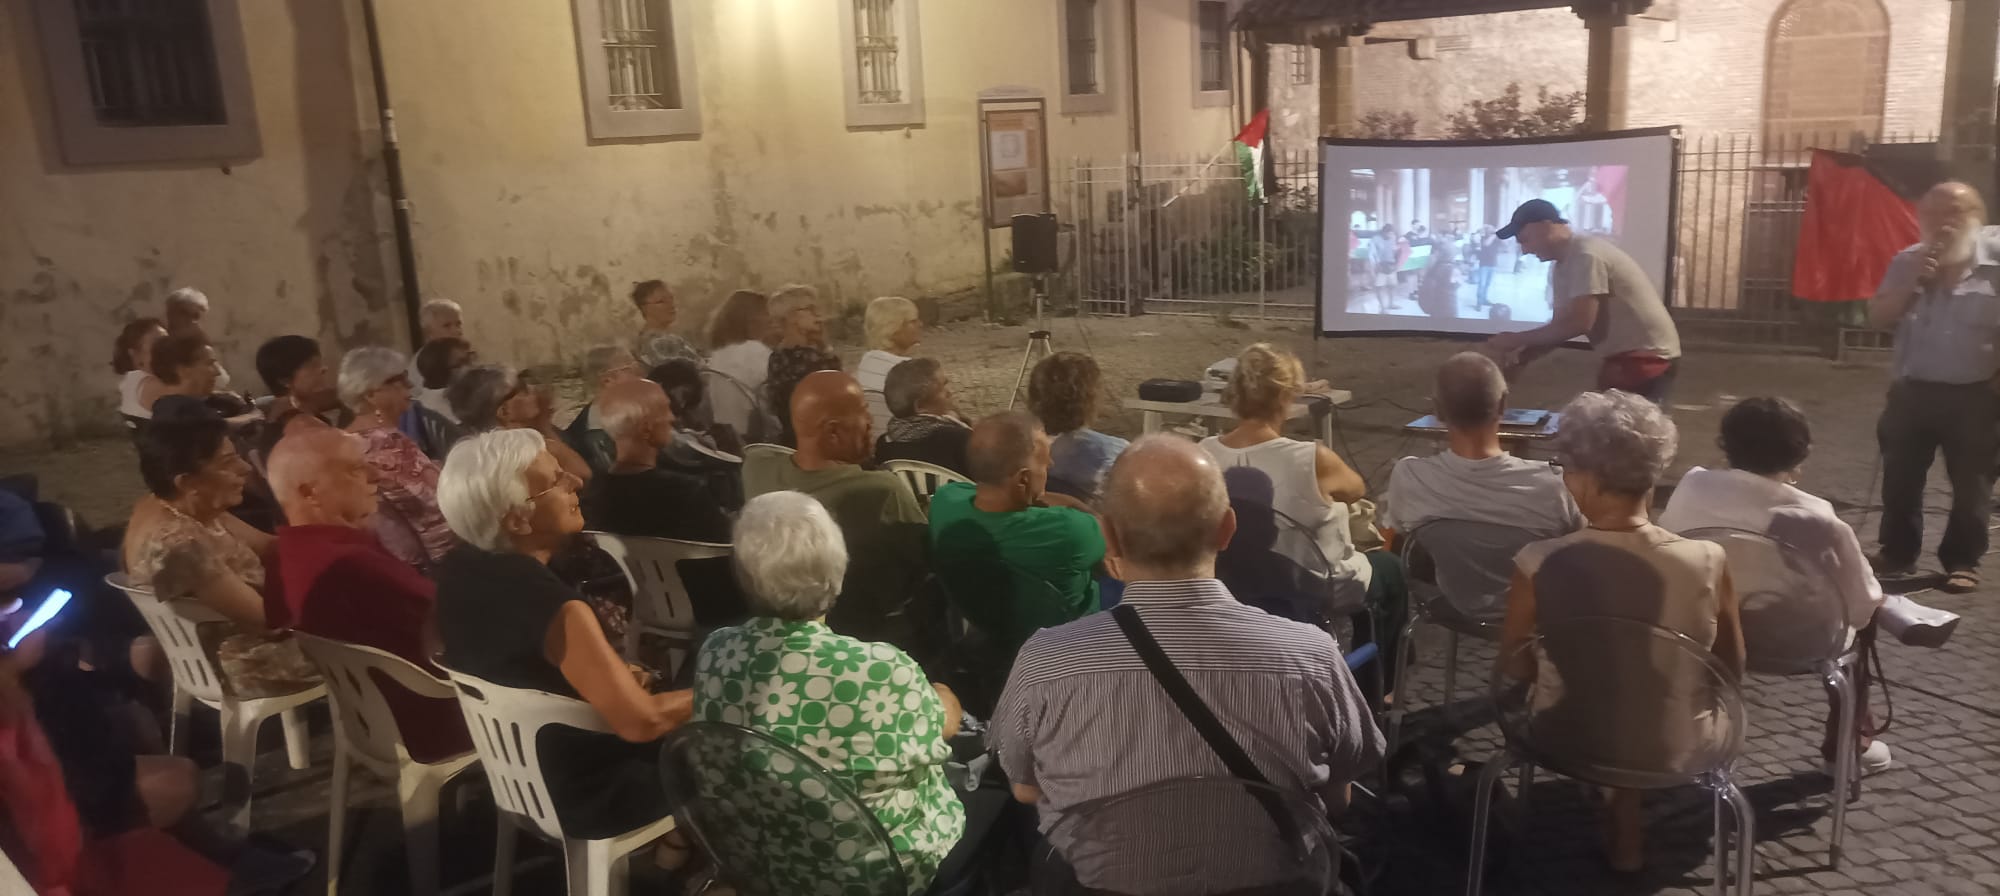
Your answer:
[52,275,1916,893]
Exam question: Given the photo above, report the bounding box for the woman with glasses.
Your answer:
[339,347,458,571]
[447,364,595,486]
[434,429,693,842]
[631,280,702,369]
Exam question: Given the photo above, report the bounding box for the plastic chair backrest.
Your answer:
[436,664,609,843]
[1402,519,1550,620]
[294,633,459,769]
[586,532,732,639]
[881,459,969,504]
[864,388,893,440]
[1682,526,1850,675]
[701,367,763,439]
[1493,615,1744,791]
[1216,500,1352,623]
[1034,776,1341,895]
[106,573,229,704]
[660,721,909,896]
[741,443,795,463]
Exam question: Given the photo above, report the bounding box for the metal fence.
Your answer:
[1059,131,1937,351]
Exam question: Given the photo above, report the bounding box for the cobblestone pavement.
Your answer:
[8,315,1995,894]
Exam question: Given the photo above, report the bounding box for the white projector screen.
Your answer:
[1317,128,1677,338]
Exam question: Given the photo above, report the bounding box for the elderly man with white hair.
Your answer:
[578,379,729,543]
[409,298,466,383]
[338,346,457,570]
[695,490,971,893]
[560,344,645,474]
[1867,181,2000,592]
[991,435,1383,891]
[162,286,234,392]
[435,429,692,841]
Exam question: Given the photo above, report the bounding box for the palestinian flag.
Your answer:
[1793,148,1946,302]
[1233,109,1270,205]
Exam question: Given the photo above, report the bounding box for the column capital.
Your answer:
[1572,0,1650,25]
[1307,20,1372,48]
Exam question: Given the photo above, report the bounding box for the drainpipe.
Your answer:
[1125,0,1142,159]
[359,0,425,349]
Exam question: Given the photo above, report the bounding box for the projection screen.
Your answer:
[1318,128,1678,338]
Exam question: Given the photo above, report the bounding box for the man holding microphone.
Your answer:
[1869,182,2000,592]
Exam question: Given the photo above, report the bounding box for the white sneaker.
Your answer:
[1824,740,1893,777]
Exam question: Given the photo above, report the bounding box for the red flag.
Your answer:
[1792,149,1920,302]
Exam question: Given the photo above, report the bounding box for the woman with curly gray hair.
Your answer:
[1498,390,1744,873]
[339,346,459,569]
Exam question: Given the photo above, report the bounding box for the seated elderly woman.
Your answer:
[121,414,319,699]
[113,318,169,423]
[1500,390,1745,872]
[1028,352,1128,500]
[146,333,258,427]
[695,490,966,893]
[764,346,842,448]
[435,429,693,841]
[447,364,594,484]
[1200,344,1392,619]
[631,279,702,368]
[874,358,971,475]
[1659,397,1891,775]
[770,284,828,350]
[857,297,922,433]
[338,347,458,571]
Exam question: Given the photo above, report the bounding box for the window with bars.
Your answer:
[32,0,260,164]
[1066,0,1099,96]
[599,0,682,112]
[840,0,922,127]
[74,0,225,127]
[854,0,902,105]
[1289,45,1313,85]
[571,0,699,139]
[1196,1,1229,94]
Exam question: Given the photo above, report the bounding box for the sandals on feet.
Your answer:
[1942,570,1980,594]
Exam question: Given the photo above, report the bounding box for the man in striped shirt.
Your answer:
[990,435,1383,885]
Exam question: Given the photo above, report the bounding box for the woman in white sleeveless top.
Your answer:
[112,317,168,420]
[1199,343,1382,611]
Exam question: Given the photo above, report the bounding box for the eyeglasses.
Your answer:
[527,470,583,504]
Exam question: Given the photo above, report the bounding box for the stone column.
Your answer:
[1316,31,1361,137]
[1577,4,1632,132]
[1416,168,1433,231]
[1941,0,2000,199]
[1469,168,1486,230]
[1397,168,1415,232]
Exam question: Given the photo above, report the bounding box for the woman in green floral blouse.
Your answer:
[695,491,966,894]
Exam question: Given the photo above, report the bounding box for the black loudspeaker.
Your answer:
[1011,213,1059,274]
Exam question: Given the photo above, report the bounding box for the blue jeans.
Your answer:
[1475,266,1496,305]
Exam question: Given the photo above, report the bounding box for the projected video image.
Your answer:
[1338,165,1628,325]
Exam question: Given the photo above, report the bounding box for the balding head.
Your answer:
[1102,435,1235,580]
[967,411,1049,505]
[792,370,872,465]
[1435,351,1508,429]
[597,378,673,444]
[267,426,378,528]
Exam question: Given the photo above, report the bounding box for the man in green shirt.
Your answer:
[742,370,933,657]
[929,411,1106,663]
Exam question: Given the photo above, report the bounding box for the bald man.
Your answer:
[268,427,472,761]
[1379,353,1581,548]
[989,436,1384,890]
[579,379,730,543]
[741,370,934,656]
[927,412,1105,693]
[1868,182,2000,591]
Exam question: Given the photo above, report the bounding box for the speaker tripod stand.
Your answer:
[1009,274,1055,409]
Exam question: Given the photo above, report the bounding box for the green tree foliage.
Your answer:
[1444,83,1585,139]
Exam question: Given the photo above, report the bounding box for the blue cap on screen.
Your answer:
[1495,199,1568,240]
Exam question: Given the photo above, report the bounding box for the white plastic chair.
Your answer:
[107,573,324,835]
[1685,525,1863,868]
[881,458,968,506]
[585,531,732,675]
[741,442,795,462]
[436,665,677,896]
[0,843,29,893]
[294,634,479,896]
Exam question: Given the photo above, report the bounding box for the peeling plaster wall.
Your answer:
[2,0,1237,449]
[0,0,396,449]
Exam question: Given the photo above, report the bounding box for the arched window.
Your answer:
[1763,0,1889,157]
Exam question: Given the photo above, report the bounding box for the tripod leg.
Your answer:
[1011,340,1037,409]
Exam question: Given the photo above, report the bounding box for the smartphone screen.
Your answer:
[7,589,73,649]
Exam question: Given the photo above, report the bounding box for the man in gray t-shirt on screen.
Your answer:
[1485,199,1683,404]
